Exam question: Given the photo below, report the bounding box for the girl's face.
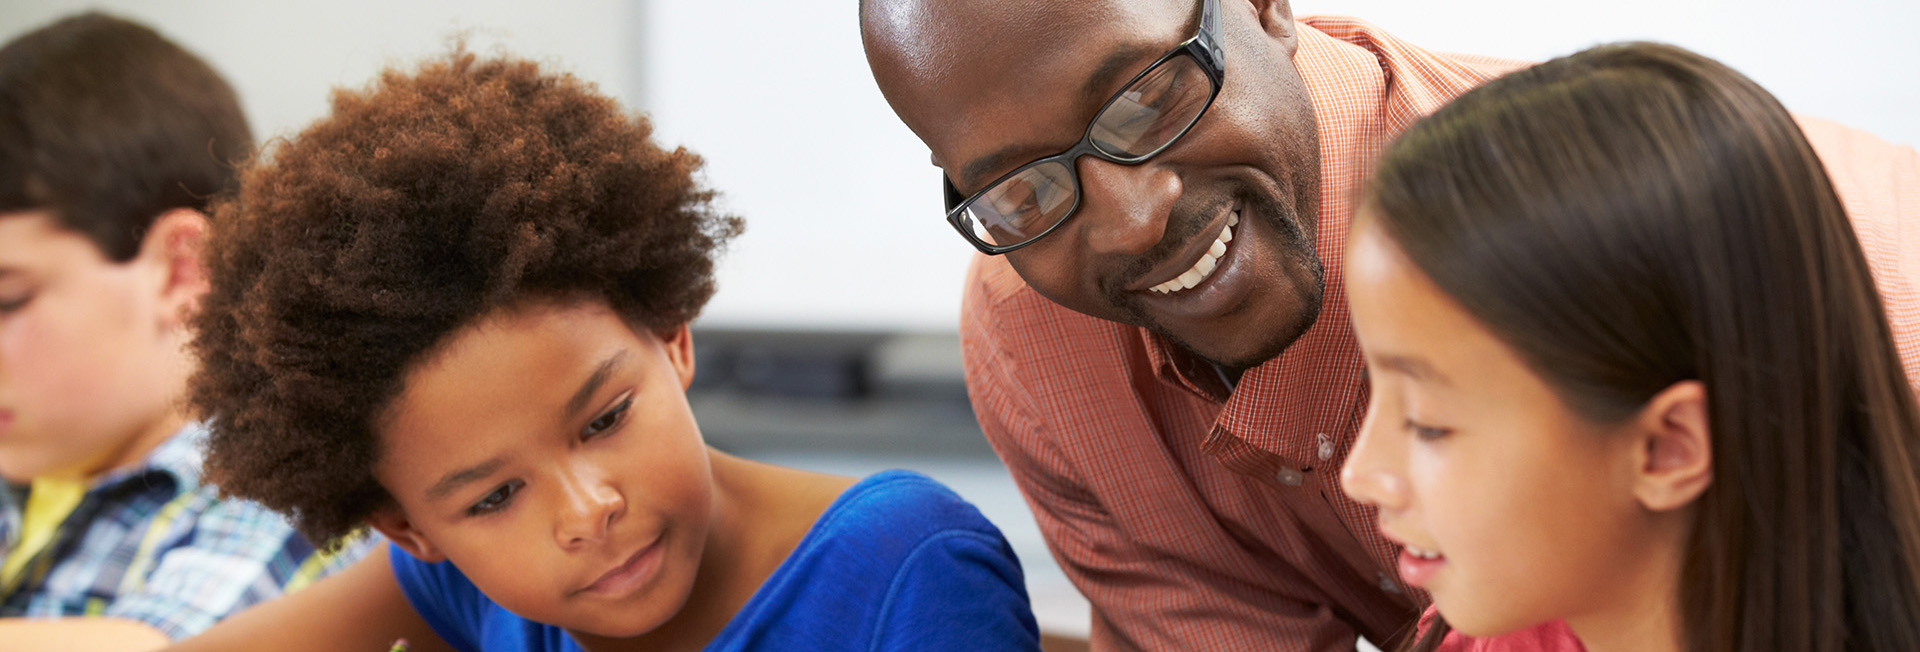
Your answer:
[371,299,713,638]
[1338,214,1676,638]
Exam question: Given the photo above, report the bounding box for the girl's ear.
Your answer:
[367,506,446,563]
[1630,380,1713,512]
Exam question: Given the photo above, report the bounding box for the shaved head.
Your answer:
[862,0,1191,173]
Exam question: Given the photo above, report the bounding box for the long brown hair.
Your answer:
[1367,42,1920,652]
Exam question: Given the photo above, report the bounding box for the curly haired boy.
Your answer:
[171,48,1040,652]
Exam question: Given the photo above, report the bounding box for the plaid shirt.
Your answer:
[0,423,370,640]
[962,16,1920,652]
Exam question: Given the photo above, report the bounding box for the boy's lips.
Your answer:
[577,536,664,597]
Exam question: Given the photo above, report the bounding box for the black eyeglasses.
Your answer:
[943,0,1226,255]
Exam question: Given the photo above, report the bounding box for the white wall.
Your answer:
[0,1,641,151]
[4,1,1916,331]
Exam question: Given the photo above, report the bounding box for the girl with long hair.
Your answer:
[1340,42,1920,652]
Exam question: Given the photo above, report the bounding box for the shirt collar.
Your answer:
[0,422,208,539]
[1143,18,1453,468]
[91,421,207,494]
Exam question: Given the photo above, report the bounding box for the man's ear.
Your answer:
[135,208,211,330]
[658,323,696,390]
[367,506,446,563]
[1630,380,1714,512]
[1247,0,1297,52]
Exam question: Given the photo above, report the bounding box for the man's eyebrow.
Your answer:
[1377,354,1453,387]
[426,458,506,502]
[956,43,1164,190]
[565,350,630,418]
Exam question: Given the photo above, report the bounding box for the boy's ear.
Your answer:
[367,506,446,563]
[136,208,211,330]
[1630,380,1714,512]
[658,323,696,390]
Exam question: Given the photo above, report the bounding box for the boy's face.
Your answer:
[371,300,713,638]
[0,210,196,482]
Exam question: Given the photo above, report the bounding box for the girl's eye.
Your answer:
[584,397,633,439]
[1405,419,1452,441]
[467,480,522,517]
[0,292,33,314]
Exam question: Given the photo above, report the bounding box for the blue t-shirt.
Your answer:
[389,470,1041,651]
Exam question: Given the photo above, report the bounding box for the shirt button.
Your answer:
[1276,467,1305,486]
[1316,433,1335,461]
[1378,572,1401,594]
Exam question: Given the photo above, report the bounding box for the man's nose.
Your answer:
[1074,156,1181,257]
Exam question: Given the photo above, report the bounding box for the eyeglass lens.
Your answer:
[960,54,1214,248]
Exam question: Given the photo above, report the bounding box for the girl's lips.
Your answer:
[1398,548,1447,588]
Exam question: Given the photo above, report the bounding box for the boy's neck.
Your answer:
[80,408,189,481]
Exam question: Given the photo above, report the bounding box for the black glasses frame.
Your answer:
[942,0,1226,255]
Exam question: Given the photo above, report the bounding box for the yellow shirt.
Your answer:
[0,477,87,592]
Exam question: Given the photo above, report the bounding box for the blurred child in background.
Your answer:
[0,12,366,650]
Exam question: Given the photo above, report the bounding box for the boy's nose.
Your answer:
[554,470,625,548]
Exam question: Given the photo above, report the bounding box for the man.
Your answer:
[0,13,365,650]
[860,0,1920,649]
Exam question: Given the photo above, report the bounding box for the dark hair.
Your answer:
[1367,43,1920,652]
[0,12,251,260]
[188,48,742,548]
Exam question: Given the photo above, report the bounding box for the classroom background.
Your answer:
[3,1,1914,648]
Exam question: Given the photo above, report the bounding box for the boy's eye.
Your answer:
[584,396,633,439]
[1405,419,1452,441]
[467,480,523,516]
[0,292,33,314]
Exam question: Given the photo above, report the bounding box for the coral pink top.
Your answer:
[1421,608,1586,651]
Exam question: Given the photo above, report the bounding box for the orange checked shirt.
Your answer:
[959,16,1920,652]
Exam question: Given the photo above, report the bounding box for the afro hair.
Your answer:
[189,48,742,547]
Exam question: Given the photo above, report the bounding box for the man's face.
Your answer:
[866,0,1323,367]
[0,210,188,482]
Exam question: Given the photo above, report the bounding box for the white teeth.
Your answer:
[1150,210,1239,294]
[1177,267,1204,289]
[1406,546,1443,560]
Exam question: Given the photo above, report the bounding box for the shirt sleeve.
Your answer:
[101,491,371,640]
[870,530,1042,652]
[1796,116,1920,386]
[959,255,1363,652]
